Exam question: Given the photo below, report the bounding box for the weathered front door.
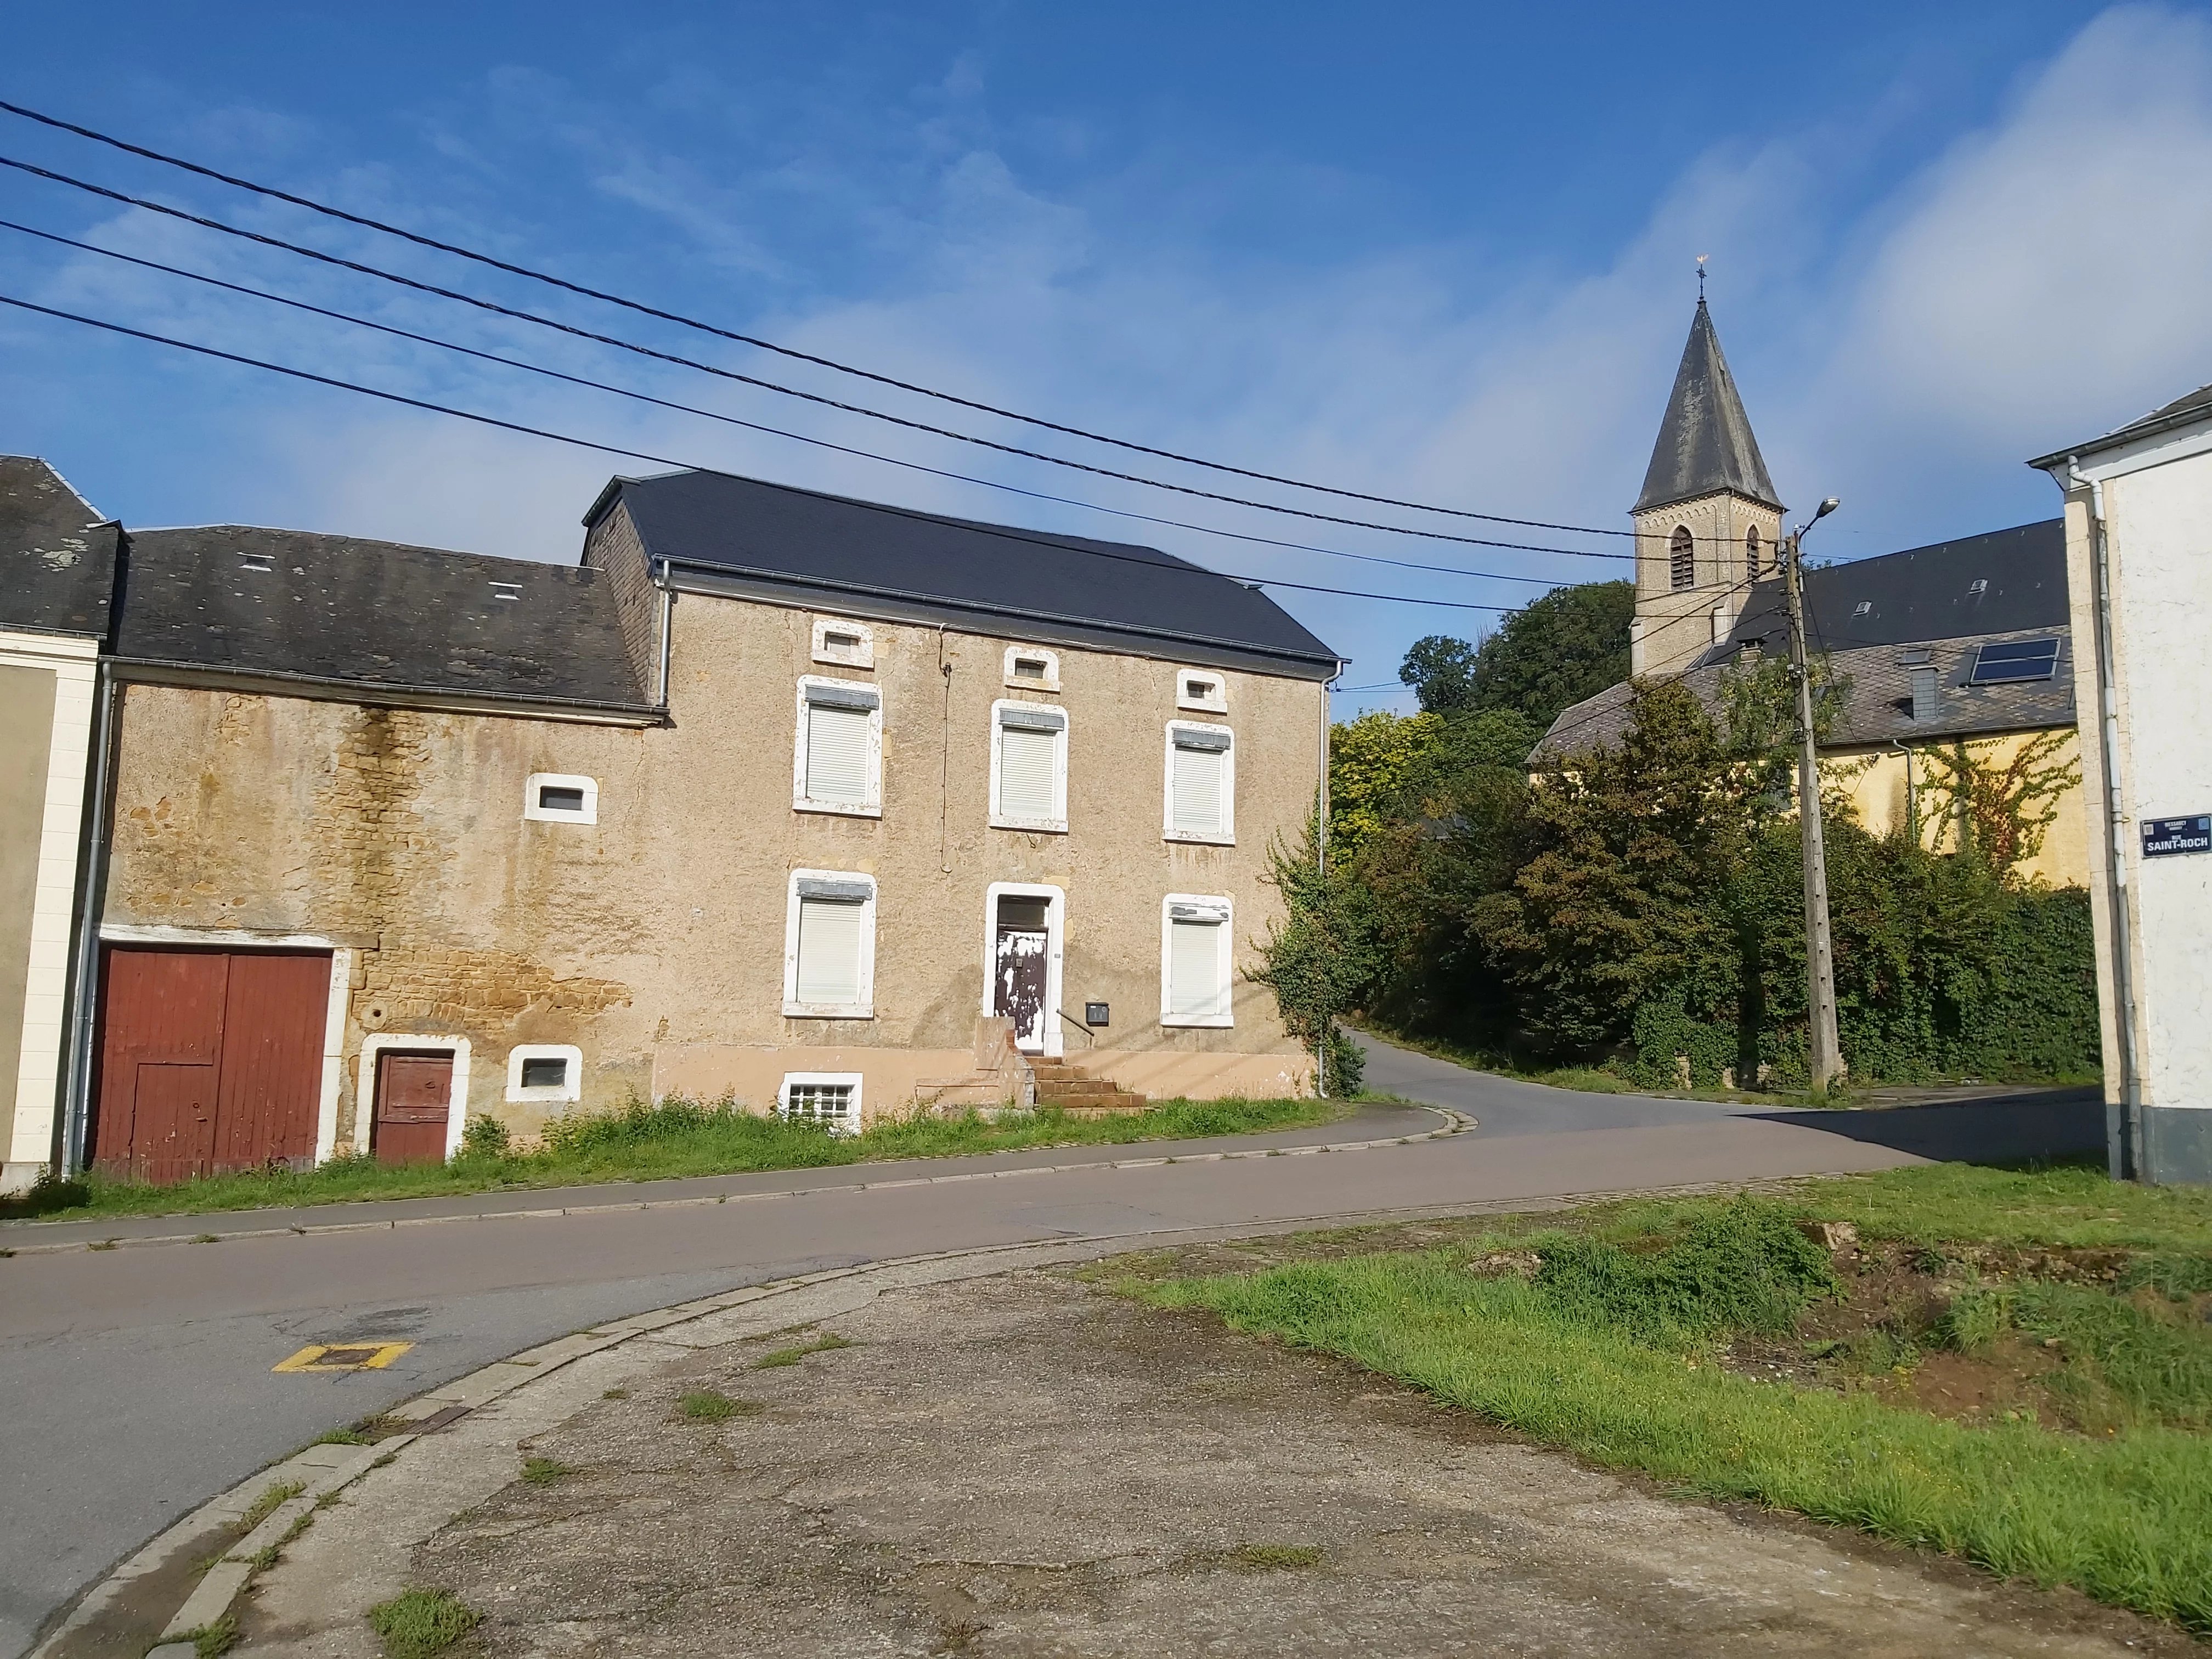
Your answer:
[992,896,1051,1053]
[373,1051,454,1165]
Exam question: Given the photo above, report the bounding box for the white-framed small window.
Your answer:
[991,699,1069,832]
[1161,894,1234,1028]
[793,677,883,817]
[778,1072,861,1134]
[812,617,874,669]
[783,870,877,1018]
[1176,668,1227,713]
[1003,645,1060,691]
[1163,721,1234,844]
[523,772,598,825]
[505,1043,583,1105]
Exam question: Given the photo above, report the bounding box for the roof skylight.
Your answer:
[1968,637,2061,685]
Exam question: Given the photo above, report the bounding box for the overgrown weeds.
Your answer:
[366,1587,481,1658]
[679,1390,759,1422]
[752,1333,856,1368]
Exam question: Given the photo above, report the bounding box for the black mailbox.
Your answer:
[1084,1001,1110,1028]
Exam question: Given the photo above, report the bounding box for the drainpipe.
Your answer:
[653,559,674,714]
[2070,457,2145,1180]
[58,659,119,1177]
[1888,738,1917,845]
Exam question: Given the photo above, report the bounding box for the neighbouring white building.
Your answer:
[2034,381,2212,1186]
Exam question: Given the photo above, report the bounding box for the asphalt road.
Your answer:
[0,1049,2102,1657]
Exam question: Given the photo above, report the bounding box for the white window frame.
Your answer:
[778,1071,862,1134]
[1163,720,1236,845]
[990,698,1070,833]
[1002,645,1062,691]
[1175,667,1227,713]
[1160,894,1235,1029]
[782,869,878,1019]
[978,882,1067,1058]
[353,1034,472,1159]
[811,617,875,669]
[792,676,884,817]
[523,772,598,825]
[505,1042,583,1106]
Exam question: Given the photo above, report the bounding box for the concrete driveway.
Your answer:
[1,1076,2102,1657]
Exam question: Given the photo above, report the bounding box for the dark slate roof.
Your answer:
[2029,378,2212,469]
[1718,520,2066,656]
[1,455,119,638]
[1634,300,1782,514]
[589,469,1341,678]
[1534,520,2074,761]
[116,526,652,712]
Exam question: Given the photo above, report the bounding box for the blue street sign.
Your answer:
[2141,816,2212,857]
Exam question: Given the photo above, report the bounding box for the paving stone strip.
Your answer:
[0,1107,1471,1257]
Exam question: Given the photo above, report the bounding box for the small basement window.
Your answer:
[1176,668,1227,713]
[523,772,598,825]
[1002,645,1061,691]
[780,1073,861,1133]
[812,617,875,669]
[1968,637,2061,685]
[506,1043,582,1104]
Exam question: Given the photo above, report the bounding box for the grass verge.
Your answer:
[3,1093,1345,1222]
[1115,1170,2212,1634]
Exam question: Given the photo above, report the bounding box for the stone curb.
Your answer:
[35,1156,1877,1659]
[0,1108,1475,1258]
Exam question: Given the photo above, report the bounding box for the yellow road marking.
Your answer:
[273,1340,414,1373]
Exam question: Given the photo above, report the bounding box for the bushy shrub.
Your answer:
[1532,1197,1838,1344]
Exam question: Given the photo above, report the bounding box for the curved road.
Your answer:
[0,1042,2099,1656]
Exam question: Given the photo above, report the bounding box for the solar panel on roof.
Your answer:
[1968,637,2061,685]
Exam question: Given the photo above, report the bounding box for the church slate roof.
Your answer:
[1533,520,2073,761]
[1,455,120,639]
[1634,300,1783,515]
[590,468,1342,679]
[115,525,654,713]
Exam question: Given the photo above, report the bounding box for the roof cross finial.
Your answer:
[1696,253,1708,303]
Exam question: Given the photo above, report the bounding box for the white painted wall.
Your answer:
[2058,411,2212,1130]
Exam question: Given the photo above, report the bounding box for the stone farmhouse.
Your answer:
[1537,301,2088,888]
[0,460,1339,1187]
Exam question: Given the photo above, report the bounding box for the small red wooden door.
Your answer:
[92,946,330,1183]
[373,1051,454,1165]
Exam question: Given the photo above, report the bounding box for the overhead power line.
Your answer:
[2,150,1652,566]
[0,217,1590,591]
[0,97,1650,541]
[0,289,1536,616]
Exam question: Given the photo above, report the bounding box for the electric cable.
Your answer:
[0,151,1657,563]
[0,96,1668,541]
[0,216,1578,591]
[0,289,1537,615]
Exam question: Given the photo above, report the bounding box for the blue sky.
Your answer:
[6,2,2212,711]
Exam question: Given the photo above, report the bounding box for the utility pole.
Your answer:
[1783,499,1844,1093]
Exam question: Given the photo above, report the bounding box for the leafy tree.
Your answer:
[1397,636,1481,712]
[1327,709,1441,862]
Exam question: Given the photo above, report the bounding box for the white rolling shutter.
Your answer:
[998,725,1059,821]
[805,701,871,804]
[1170,742,1226,836]
[1167,919,1226,1018]
[794,897,866,1006]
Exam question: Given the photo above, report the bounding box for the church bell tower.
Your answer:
[1629,296,1784,678]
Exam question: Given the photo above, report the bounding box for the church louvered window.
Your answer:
[1746,525,1762,577]
[1669,526,1695,591]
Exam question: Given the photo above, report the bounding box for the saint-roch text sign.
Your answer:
[2141,815,2212,858]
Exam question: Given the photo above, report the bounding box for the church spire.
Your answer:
[1634,297,1780,514]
